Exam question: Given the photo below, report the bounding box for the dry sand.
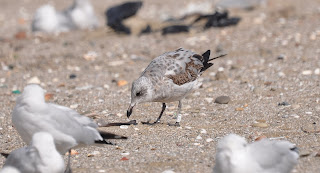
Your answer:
[0,0,319,172]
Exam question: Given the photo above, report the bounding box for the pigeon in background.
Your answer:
[12,84,127,173]
[32,0,99,34]
[213,134,299,173]
[127,48,226,126]
[0,132,64,173]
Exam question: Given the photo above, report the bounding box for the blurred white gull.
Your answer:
[213,134,299,173]
[12,84,127,172]
[0,132,64,173]
[32,0,99,33]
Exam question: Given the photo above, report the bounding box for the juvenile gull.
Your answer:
[213,134,299,173]
[127,48,225,126]
[0,132,64,173]
[12,84,127,172]
[32,0,98,33]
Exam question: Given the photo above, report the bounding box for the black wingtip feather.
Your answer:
[200,52,227,72]
[1,152,9,158]
[202,50,211,62]
[99,131,128,140]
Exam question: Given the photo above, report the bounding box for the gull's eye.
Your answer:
[136,91,142,96]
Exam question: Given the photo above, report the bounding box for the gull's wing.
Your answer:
[45,103,102,144]
[141,48,205,86]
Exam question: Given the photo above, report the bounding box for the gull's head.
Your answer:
[20,84,45,103]
[217,134,248,153]
[127,77,153,118]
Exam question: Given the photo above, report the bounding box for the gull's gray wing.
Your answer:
[45,103,102,144]
[141,48,205,86]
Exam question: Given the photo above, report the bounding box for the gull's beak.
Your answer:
[127,103,135,118]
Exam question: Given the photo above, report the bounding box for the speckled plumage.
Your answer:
[141,48,206,102]
[127,48,224,125]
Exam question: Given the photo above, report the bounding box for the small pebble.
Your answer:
[103,84,110,89]
[278,102,290,106]
[204,98,214,103]
[277,54,286,60]
[235,107,244,111]
[196,135,202,140]
[70,104,79,109]
[117,80,128,87]
[69,74,77,79]
[214,96,230,104]
[305,112,312,115]
[120,157,129,161]
[12,90,21,94]
[83,51,97,61]
[200,129,207,134]
[206,138,213,142]
[278,72,286,77]
[27,76,41,84]
[315,68,320,75]
[120,125,129,129]
[302,70,312,75]
[290,114,300,118]
[185,126,192,129]
[108,60,125,67]
[121,152,130,156]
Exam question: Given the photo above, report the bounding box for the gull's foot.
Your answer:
[64,166,72,173]
[128,120,138,125]
[168,122,180,127]
[141,120,160,125]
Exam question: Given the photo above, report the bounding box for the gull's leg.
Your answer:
[64,149,72,173]
[168,100,182,126]
[154,103,166,123]
[142,103,166,125]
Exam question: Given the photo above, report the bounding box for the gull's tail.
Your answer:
[200,50,227,72]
